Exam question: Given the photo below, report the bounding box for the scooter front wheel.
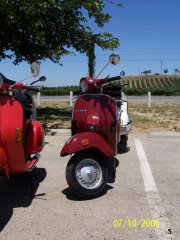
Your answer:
[66,153,108,199]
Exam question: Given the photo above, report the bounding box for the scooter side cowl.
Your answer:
[26,121,45,154]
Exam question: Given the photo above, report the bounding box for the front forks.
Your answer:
[106,157,117,183]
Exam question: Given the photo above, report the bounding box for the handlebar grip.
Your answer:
[25,86,40,92]
[107,75,121,82]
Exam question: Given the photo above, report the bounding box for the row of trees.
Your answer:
[40,76,180,96]
[40,85,180,96]
[141,69,180,76]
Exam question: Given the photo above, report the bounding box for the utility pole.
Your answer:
[161,61,163,74]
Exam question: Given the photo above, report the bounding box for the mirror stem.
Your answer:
[30,79,39,85]
[96,62,110,78]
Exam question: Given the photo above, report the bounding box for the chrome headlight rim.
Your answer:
[80,78,88,93]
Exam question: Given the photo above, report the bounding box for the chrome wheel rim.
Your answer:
[75,159,103,189]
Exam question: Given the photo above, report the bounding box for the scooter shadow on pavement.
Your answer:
[62,184,114,201]
[0,167,47,232]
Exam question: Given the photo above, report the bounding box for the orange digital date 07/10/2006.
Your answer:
[113,219,160,228]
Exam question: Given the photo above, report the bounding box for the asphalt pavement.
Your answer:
[0,130,179,240]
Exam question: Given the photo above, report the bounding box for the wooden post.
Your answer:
[37,92,40,107]
[148,91,151,108]
[70,91,73,107]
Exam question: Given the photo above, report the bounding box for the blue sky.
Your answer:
[1,0,180,86]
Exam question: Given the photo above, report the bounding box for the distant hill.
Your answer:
[119,75,180,96]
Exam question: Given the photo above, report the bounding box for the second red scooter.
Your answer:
[60,54,125,198]
[0,63,46,178]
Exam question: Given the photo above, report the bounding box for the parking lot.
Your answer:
[0,130,179,240]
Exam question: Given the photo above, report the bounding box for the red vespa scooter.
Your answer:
[60,54,123,198]
[0,63,46,178]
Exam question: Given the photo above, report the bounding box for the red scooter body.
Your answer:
[60,68,122,198]
[0,68,45,177]
[61,94,118,157]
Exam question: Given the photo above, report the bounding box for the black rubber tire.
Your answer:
[66,152,108,199]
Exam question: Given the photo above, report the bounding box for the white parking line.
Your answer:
[134,138,173,240]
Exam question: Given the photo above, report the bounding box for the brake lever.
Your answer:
[103,75,110,81]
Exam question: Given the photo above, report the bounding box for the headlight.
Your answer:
[0,74,4,88]
[80,78,88,93]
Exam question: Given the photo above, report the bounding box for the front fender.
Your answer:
[60,132,115,157]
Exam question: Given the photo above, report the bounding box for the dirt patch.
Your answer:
[36,101,180,132]
[129,102,180,132]
[37,101,72,129]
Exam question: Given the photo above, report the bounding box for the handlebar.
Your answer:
[102,80,129,95]
[24,85,41,92]
[9,82,40,92]
[106,75,121,82]
[0,73,45,93]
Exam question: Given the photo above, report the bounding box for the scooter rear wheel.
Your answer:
[66,152,108,199]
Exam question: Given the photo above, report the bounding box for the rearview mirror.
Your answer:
[31,62,40,77]
[109,53,120,65]
[30,75,46,85]
[120,71,125,76]
[39,76,46,82]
